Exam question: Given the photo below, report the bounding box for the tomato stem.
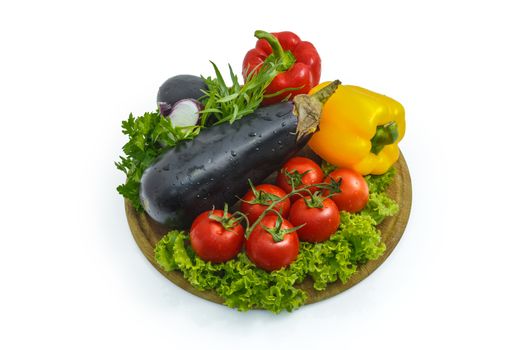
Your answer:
[208,203,246,232]
[260,209,306,242]
[304,191,325,209]
[243,179,341,240]
[283,168,311,189]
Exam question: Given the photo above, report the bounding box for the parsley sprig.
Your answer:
[115,112,200,210]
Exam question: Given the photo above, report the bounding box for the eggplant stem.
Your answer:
[311,80,342,104]
[292,80,341,144]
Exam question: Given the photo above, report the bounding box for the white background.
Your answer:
[1,0,524,349]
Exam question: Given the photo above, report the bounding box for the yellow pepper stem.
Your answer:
[370,121,399,155]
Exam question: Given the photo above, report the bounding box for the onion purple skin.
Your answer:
[166,99,203,128]
[158,102,173,117]
[157,74,207,116]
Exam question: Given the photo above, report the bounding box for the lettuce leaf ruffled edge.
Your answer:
[153,168,399,313]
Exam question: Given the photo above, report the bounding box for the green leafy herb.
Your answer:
[154,172,398,313]
[200,60,290,126]
[115,111,200,210]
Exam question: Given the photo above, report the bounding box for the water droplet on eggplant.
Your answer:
[249,132,257,137]
[277,140,282,145]
[231,150,237,157]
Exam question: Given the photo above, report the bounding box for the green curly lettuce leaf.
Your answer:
[154,230,180,271]
[219,254,307,313]
[153,171,399,313]
[339,212,386,265]
[154,212,393,312]
[362,192,400,224]
[365,166,396,193]
[298,236,356,290]
[154,231,308,312]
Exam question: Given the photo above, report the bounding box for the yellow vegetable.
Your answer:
[308,82,405,175]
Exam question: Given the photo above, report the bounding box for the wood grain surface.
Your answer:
[125,152,412,307]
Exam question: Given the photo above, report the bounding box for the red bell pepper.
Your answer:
[242,30,321,105]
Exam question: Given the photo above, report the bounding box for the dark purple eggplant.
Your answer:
[157,75,207,116]
[140,80,341,228]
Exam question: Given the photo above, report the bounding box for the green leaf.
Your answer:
[154,230,180,271]
[153,168,397,313]
[217,93,240,103]
[210,61,228,91]
[115,110,200,210]
[362,192,399,224]
[338,212,386,265]
[200,59,286,126]
[365,166,396,193]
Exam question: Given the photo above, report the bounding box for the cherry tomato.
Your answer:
[288,196,340,242]
[276,157,324,201]
[190,210,245,263]
[323,169,369,213]
[240,184,290,223]
[246,215,299,271]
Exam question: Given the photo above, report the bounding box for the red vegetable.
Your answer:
[288,194,340,243]
[276,157,324,202]
[242,30,321,105]
[240,183,290,223]
[190,209,245,263]
[246,215,300,271]
[324,169,369,213]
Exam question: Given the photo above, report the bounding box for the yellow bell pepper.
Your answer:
[308,82,406,175]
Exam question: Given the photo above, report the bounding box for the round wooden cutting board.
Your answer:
[125,152,412,307]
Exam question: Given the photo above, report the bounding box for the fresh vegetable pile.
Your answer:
[116,30,406,313]
[155,167,398,313]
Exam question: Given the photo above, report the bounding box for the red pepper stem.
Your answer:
[254,30,295,71]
